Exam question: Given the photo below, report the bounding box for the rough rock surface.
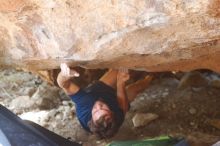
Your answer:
[0,0,220,72]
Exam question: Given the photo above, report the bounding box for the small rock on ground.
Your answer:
[132,113,158,128]
[210,80,220,89]
[178,71,208,89]
[209,119,220,130]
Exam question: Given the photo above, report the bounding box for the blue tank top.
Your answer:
[70,81,124,132]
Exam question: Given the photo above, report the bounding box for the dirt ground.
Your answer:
[0,69,220,146]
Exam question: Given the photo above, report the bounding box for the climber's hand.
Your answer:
[117,68,130,84]
[60,63,79,78]
[57,63,79,89]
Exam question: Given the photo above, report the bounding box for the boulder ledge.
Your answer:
[0,0,220,72]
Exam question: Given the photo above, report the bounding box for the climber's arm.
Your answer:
[57,63,80,95]
[116,69,130,114]
[117,81,129,114]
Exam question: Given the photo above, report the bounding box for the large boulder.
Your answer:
[0,0,220,72]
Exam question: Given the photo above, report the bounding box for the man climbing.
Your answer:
[57,63,153,138]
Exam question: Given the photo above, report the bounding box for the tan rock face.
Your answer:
[0,0,220,72]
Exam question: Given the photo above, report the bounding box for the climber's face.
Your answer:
[92,100,112,124]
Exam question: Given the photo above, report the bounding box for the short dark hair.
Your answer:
[87,114,120,139]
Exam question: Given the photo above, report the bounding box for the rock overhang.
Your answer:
[0,0,220,72]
